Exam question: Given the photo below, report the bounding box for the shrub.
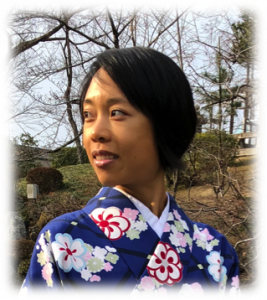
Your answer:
[26,167,64,194]
[171,131,242,187]
[18,259,31,277]
[51,147,89,168]
[5,240,35,262]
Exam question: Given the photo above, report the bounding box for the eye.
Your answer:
[83,109,125,119]
[84,111,93,119]
[112,110,125,115]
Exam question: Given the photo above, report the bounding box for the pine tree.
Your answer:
[231,13,255,133]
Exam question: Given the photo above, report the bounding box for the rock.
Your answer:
[3,256,24,295]
[30,231,39,241]
[70,194,78,201]
[7,211,27,240]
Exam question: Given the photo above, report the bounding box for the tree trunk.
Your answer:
[229,99,234,134]
[218,37,222,160]
[243,63,250,133]
[64,24,84,164]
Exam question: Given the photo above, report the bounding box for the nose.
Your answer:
[91,117,110,141]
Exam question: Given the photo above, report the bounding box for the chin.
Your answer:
[97,176,119,187]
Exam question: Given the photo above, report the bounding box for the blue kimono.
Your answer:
[21,187,240,296]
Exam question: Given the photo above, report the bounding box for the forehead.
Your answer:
[84,69,129,105]
[85,68,124,100]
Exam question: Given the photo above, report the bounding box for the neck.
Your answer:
[115,178,167,218]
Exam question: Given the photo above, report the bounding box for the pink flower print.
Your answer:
[104,262,113,272]
[90,275,101,282]
[147,242,183,285]
[191,282,204,299]
[164,223,171,232]
[122,208,139,221]
[231,275,239,288]
[193,232,200,240]
[176,232,186,247]
[158,287,167,297]
[41,263,53,281]
[140,276,155,291]
[173,209,181,220]
[83,251,92,260]
[201,228,214,241]
[90,207,131,240]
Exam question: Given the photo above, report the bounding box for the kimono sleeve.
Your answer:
[20,227,63,294]
[225,243,240,294]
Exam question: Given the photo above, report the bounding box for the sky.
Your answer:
[1,1,259,149]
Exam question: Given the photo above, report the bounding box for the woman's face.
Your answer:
[83,68,163,189]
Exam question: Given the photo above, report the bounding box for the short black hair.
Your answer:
[79,47,197,170]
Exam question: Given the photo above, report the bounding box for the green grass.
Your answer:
[16,164,102,204]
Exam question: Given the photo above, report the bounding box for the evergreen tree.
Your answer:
[230,13,255,132]
[231,14,254,66]
[13,133,41,178]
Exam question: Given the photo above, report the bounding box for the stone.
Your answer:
[29,231,39,241]
[4,211,27,242]
[70,195,78,201]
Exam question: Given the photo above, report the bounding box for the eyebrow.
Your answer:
[84,97,128,106]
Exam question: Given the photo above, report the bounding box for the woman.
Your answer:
[21,47,240,295]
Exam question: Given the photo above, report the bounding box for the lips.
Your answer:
[92,150,118,158]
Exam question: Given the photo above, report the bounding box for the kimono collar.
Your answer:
[113,187,170,238]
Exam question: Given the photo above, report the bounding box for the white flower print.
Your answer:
[180,219,189,231]
[147,242,183,285]
[128,218,135,229]
[169,232,180,247]
[92,246,107,261]
[90,207,130,240]
[170,224,178,234]
[38,233,46,247]
[42,239,53,263]
[206,251,227,282]
[52,233,87,272]
[105,246,117,253]
[206,243,213,252]
[133,220,148,232]
[81,268,92,281]
[167,212,174,221]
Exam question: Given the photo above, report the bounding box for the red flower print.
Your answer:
[147,242,183,285]
[90,207,131,240]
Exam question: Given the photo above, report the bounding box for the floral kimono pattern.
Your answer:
[21,187,240,295]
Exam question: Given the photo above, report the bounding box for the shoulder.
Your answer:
[191,220,235,254]
[38,209,90,240]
